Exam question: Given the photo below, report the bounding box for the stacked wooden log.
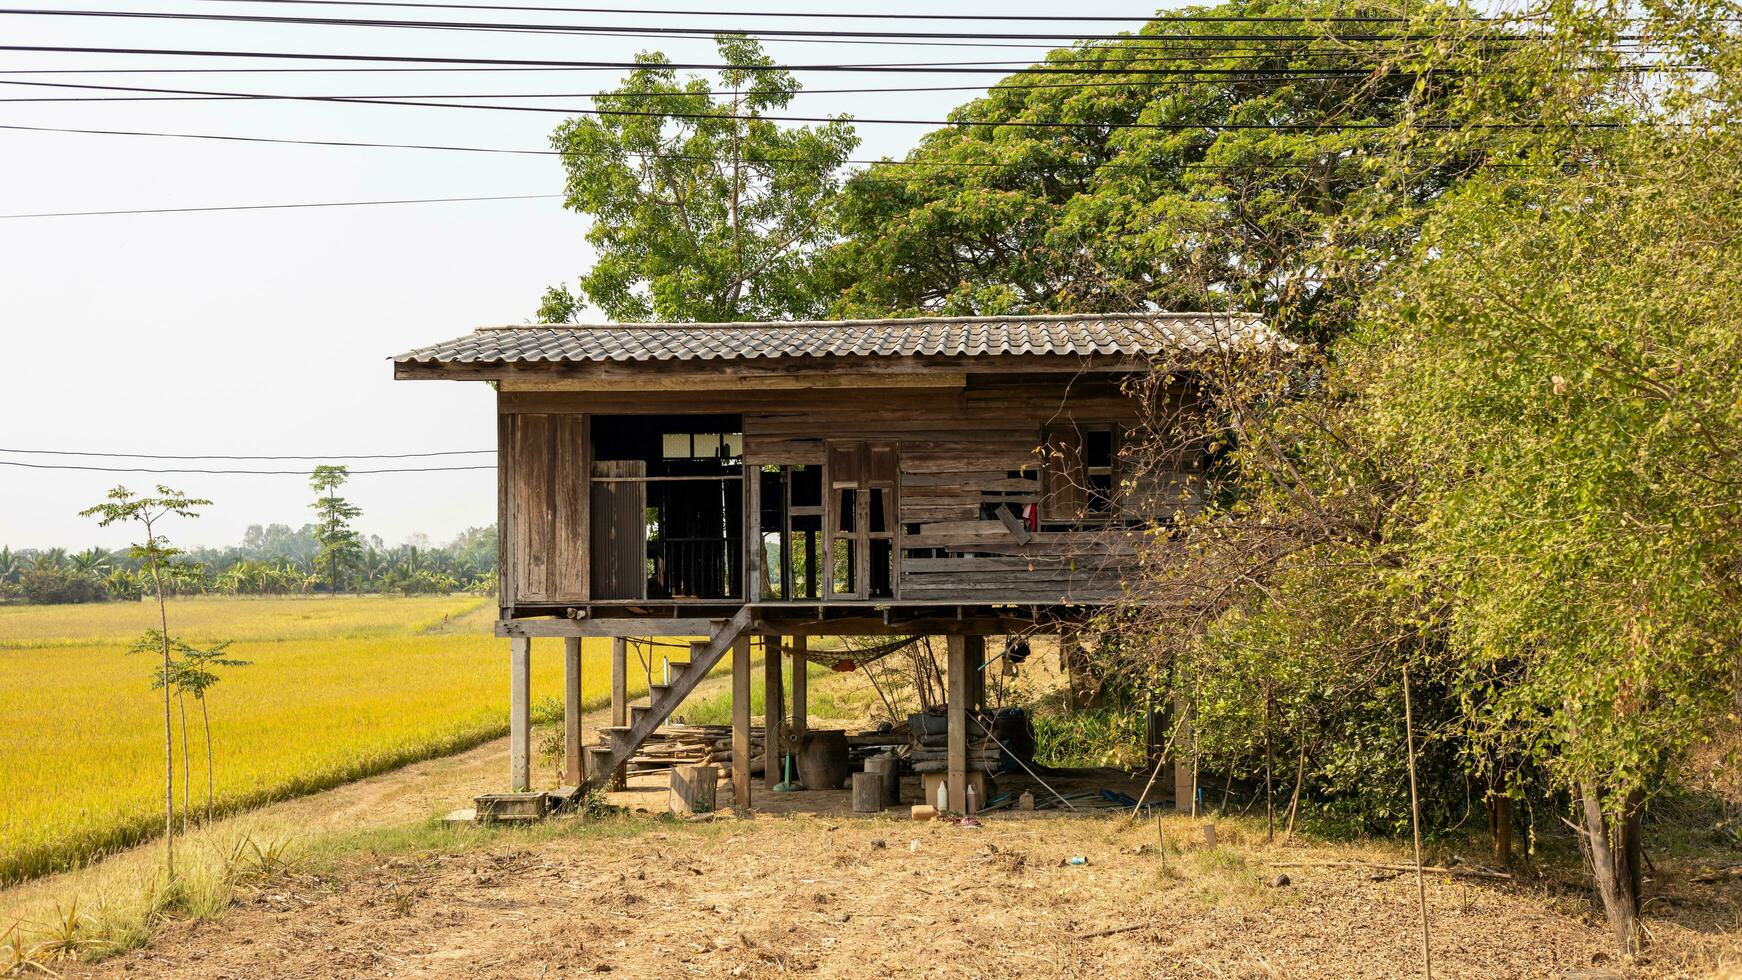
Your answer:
[624,725,757,773]
[703,728,769,776]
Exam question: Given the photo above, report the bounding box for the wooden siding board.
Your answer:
[497,408,516,610]
[550,414,588,602]
[514,414,553,602]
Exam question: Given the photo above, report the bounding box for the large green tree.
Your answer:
[542,34,859,323]
[824,0,1512,343]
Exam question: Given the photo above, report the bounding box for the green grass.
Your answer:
[676,659,861,726]
[0,595,672,885]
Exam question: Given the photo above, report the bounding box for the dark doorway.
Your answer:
[590,414,744,601]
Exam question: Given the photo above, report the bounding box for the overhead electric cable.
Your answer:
[181,0,1449,22]
[0,46,1689,75]
[0,447,495,459]
[0,459,496,474]
[0,7,1610,43]
[0,193,557,218]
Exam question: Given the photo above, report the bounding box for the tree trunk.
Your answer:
[1579,780,1642,956]
[1487,776,1512,870]
[202,697,215,823]
[178,690,191,822]
[148,536,174,879]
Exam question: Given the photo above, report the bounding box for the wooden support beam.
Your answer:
[964,634,986,711]
[947,633,968,814]
[563,636,583,786]
[1173,692,1195,814]
[732,635,752,813]
[610,636,628,724]
[764,636,784,790]
[510,636,531,793]
[791,635,808,736]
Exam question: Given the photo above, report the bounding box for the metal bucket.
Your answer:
[796,729,850,790]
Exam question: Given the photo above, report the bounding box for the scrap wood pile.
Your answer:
[624,725,765,774]
[908,708,1001,773]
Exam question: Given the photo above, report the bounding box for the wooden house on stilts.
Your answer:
[392,312,1281,814]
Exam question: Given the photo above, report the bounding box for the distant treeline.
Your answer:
[0,524,497,604]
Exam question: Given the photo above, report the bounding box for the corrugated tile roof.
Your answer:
[393,312,1283,365]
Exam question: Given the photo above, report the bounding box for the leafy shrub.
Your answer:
[18,568,107,605]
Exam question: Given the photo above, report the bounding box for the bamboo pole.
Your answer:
[1403,662,1432,980]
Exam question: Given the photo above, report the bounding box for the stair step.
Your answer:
[630,704,653,725]
[649,683,673,700]
[667,660,691,677]
[600,725,633,747]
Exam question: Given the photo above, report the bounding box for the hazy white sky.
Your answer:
[0,0,1165,551]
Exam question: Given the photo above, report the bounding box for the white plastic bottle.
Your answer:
[936,780,948,812]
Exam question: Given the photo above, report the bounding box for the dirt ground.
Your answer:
[55,792,1742,980]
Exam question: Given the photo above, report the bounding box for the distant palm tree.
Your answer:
[70,547,114,575]
[33,547,68,570]
[0,547,20,584]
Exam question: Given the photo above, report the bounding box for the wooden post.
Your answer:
[765,636,785,790]
[610,636,628,726]
[732,635,752,812]
[510,636,531,793]
[610,636,628,790]
[563,636,583,786]
[1172,692,1194,813]
[947,634,968,813]
[852,772,883,813]
[964,634,986,710]
[791,635,808,736]
[670,764,718,816]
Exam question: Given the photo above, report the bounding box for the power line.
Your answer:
[0,192,558,218]
[0,7,1595,44]
[180,0,1446,23]
[1,45,1684,75]
[0,447,495,459]
[0,459,496,474]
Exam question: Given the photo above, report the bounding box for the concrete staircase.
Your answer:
[580,606,754,794]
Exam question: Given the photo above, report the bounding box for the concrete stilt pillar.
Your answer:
[510,636,531,793]
[609,636,628,790]
[563,636,583,786]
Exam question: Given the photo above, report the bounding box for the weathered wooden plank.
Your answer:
[514,414,553,601]
[496,407,516,610]
[551,414,588,602]
[899,503,981,523]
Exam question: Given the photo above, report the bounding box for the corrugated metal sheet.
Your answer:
[392,312,1284,365]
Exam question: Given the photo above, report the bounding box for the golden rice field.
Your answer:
[0,595,668,885]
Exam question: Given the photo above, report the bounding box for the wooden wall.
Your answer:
[498,410,588,607]
[496,376,1200,609]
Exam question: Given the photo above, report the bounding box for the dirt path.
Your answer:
[52,810,1738,979]
[0,674,735,928]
